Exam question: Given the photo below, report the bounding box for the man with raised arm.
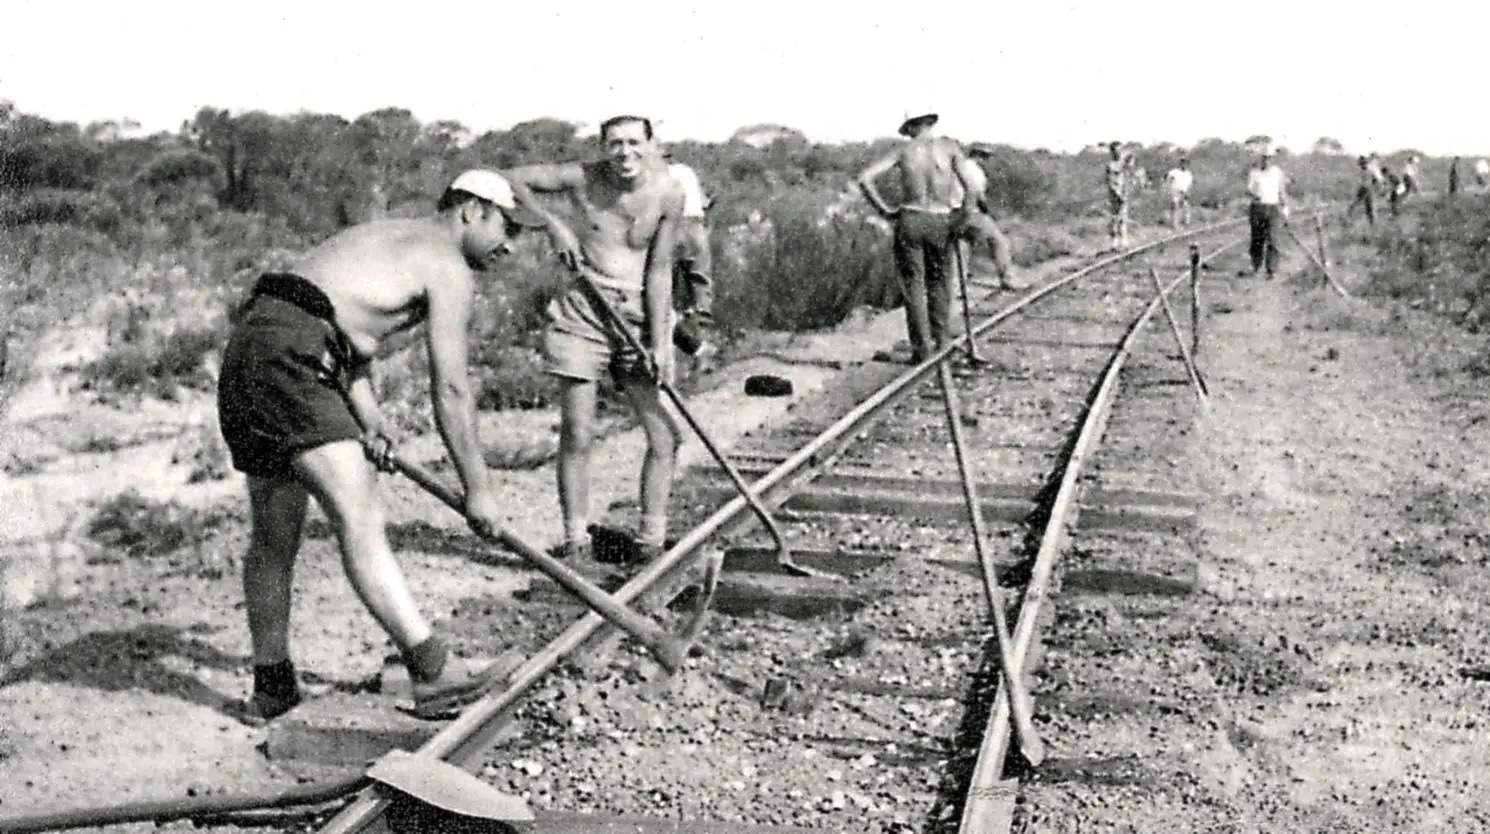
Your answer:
[856,110,983,363]
[502,115,687,564]
[216,170,543,723]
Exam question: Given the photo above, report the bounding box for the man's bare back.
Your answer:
[894,136,969,212]
[291,219,474,361]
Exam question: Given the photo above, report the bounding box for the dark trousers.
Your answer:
[1347,186,1375,226]
[1248,203,1282,276]
[893,210,955,360]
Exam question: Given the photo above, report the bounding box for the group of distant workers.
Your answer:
[211,102,1481,725]
[1090,140,1290,279]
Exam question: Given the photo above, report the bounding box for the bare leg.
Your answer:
[556,377,598,545]
[293,440,432,653]
[243,475,309,666]
[621,380,683,547]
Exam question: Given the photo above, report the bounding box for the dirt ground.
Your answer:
[9,217,1490,833]
[1019,234,1490,833]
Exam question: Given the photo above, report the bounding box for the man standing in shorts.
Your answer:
[1162,156,1194,229]
[216,170,543,722]
[856,111,983,362]
[502,116,687,563]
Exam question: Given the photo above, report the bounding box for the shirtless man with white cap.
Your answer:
[216,170,544,722]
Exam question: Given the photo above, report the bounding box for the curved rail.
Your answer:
[0,218,1245,834]
[957,236,1247,833]
[315,217,1247,834]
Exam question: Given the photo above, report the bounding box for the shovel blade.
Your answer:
[368,750,534,821]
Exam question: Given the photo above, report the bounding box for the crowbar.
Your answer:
[953,240,986,366]
[935,359,1045,766]
[390,451,716,675]
[568,261,830,581]
[1147,266,1209,402]
[1283,222,1351,298]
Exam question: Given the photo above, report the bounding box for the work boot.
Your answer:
[231,688,302,727]
[408,655,514,720]
[549,537,592,561]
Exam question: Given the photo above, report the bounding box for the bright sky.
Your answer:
[3,0,1487,156]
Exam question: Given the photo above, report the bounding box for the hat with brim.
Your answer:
[446,169,545,228]
[899,112,939,135]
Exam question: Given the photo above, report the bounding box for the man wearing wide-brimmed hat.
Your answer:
[856,110,983,362]
[1244,144,1290,279]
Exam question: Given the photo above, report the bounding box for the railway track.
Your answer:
[0,215,1258,834]
[322,219,1246,834]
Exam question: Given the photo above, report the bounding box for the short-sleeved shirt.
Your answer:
[1164,168,1193,194]
[1247,165,1287,205]
[667,163,708,219]
[1105,159,1127,195]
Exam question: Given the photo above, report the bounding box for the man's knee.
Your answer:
[291,440,382,532]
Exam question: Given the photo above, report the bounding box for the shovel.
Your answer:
[568,261,829,580]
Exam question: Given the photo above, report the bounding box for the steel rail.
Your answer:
[314,216,1246,834]
[955,236,1247,834]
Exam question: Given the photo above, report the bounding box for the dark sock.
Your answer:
[253,659,297,699]
[405,635,450,684]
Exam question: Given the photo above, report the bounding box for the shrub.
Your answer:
[76,324,221,400]
[86,491,237,561]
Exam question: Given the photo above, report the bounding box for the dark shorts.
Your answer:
[216,274,363,479]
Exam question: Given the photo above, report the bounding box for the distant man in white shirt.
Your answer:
[1162,156,1194,229]
[663,152,717,372]
[1244,145,1289,279]
[1477,158,1490,188]
[1401,155,1420,197]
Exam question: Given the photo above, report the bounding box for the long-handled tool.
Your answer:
[935,359,1045,766]
[1282,221,1351,298]
[1147,266,1209,402]
[391,452,714,675]
[953,240,986,365]
[568,261,828,580]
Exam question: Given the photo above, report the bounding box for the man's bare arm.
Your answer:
[503,163,584,222]
[503,163,587,266]
[856,153,902,217]
[645,188,684,354]
[423,269,489,504]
